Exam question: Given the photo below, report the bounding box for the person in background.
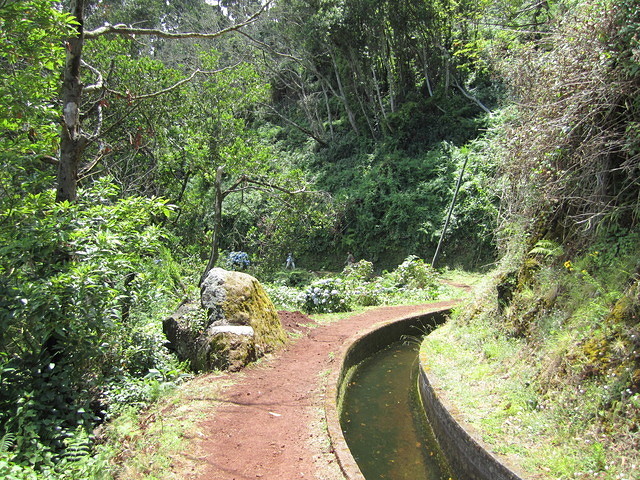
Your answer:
[286,252,295,269]
[345,251,355,266]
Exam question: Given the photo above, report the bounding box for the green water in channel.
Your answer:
[341,341,454,480]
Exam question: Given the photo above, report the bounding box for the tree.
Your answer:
[0,0,74,197]
[56,0,270,203]
[200,167,312,283]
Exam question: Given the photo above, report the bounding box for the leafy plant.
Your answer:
[387,255,439,290]
[302,278,351,314]
[342,260,374,282]
[529,240,563,259]
[226,251,251,271]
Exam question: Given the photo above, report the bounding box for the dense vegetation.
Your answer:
[422,0,640,477]
[0,0,638,477]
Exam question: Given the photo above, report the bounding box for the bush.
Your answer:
[347,283,383,307]
[263,284,304,311]
[387,255,439,290]
[225,251,250,270]
[273,269,317,288]
[0,179,185,472]
[302,278,351,314]
[342,259,374,282]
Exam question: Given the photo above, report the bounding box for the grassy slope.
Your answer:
[421,248,640,480]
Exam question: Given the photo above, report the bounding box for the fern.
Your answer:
[529,239,563,259]
[0,433,15,453]
[62,428,91,463]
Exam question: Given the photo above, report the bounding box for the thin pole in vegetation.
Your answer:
[432,153,469,268]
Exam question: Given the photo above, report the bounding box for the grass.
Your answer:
[420,258,640,480]
[100,373,235,480]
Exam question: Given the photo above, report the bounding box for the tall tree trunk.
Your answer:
[348,47,377,139]
[201,166,225,285]
[419,47,434,97]
[371,64,391,133]
[321,83,334,140]
[330,51,359,135]
[382,40,397,113]
[57,0,87,203]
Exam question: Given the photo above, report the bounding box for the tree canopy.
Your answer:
[1,0,639,477]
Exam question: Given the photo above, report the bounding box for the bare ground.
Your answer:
[173,301,459,480]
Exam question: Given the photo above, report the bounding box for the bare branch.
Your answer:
[105,65,239,101]
[85,1,270,40]
[78,151,106,180]
[259,103,328,147]
[39,155,59,166]
[453,77,492,114]
[81,60,103,93]
[236,30,302,62]
[223,175,309,197]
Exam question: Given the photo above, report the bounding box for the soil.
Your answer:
[183,301,459,480]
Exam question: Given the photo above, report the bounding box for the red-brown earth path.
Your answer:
[189,301,459,480]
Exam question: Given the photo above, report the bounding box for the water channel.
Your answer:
[340,340,454,480]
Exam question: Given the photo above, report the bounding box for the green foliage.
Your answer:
[309,133,498,270]
[529,240,564,259]
[0,178,183,472]
[438,217,640,478]
[268,256,444,313]
[386,255,439,290]
[0,0,74,195]
[342,260,374,283]
[273,269,318,288]
[302,278,351,314]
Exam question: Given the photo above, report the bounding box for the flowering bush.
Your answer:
[264,284,305,311]
[388,255,439,289]
[226,251,250,270]
[348,283,383,306]
[302,278,351,314]
[342,259,374,282]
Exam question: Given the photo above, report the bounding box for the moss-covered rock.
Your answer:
[163,269,286,372]
[201,268,287,357]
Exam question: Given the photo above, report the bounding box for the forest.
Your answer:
[0,0,639,478]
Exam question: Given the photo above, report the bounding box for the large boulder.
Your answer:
[163,268,286,372]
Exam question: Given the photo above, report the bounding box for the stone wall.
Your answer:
[418,366,526,480]
[326,307,528,480]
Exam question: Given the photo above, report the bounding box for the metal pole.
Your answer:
[432,153,469,267]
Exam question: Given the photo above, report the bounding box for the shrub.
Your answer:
[273,269,317,288]
[302,278,351,314]
[342,260,374,282]
[264,284,305,311]
[388,255,439,290]
[225,251,250,270]
[347,283,383,307]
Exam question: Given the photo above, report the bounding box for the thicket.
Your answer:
[10,0,638,476]
[266,256,444,314]
[424,0,640,477]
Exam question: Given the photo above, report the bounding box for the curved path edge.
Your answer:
[323,301,455,480]
[324,301,528,480]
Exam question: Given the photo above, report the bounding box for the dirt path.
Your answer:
[190,301,459,480]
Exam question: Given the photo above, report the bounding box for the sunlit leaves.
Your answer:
[0,1,75,199]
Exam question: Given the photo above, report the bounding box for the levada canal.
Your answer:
[340,339,455,480]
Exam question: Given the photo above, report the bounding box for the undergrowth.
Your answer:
[421,235,640,479]
[265,256,448,314]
